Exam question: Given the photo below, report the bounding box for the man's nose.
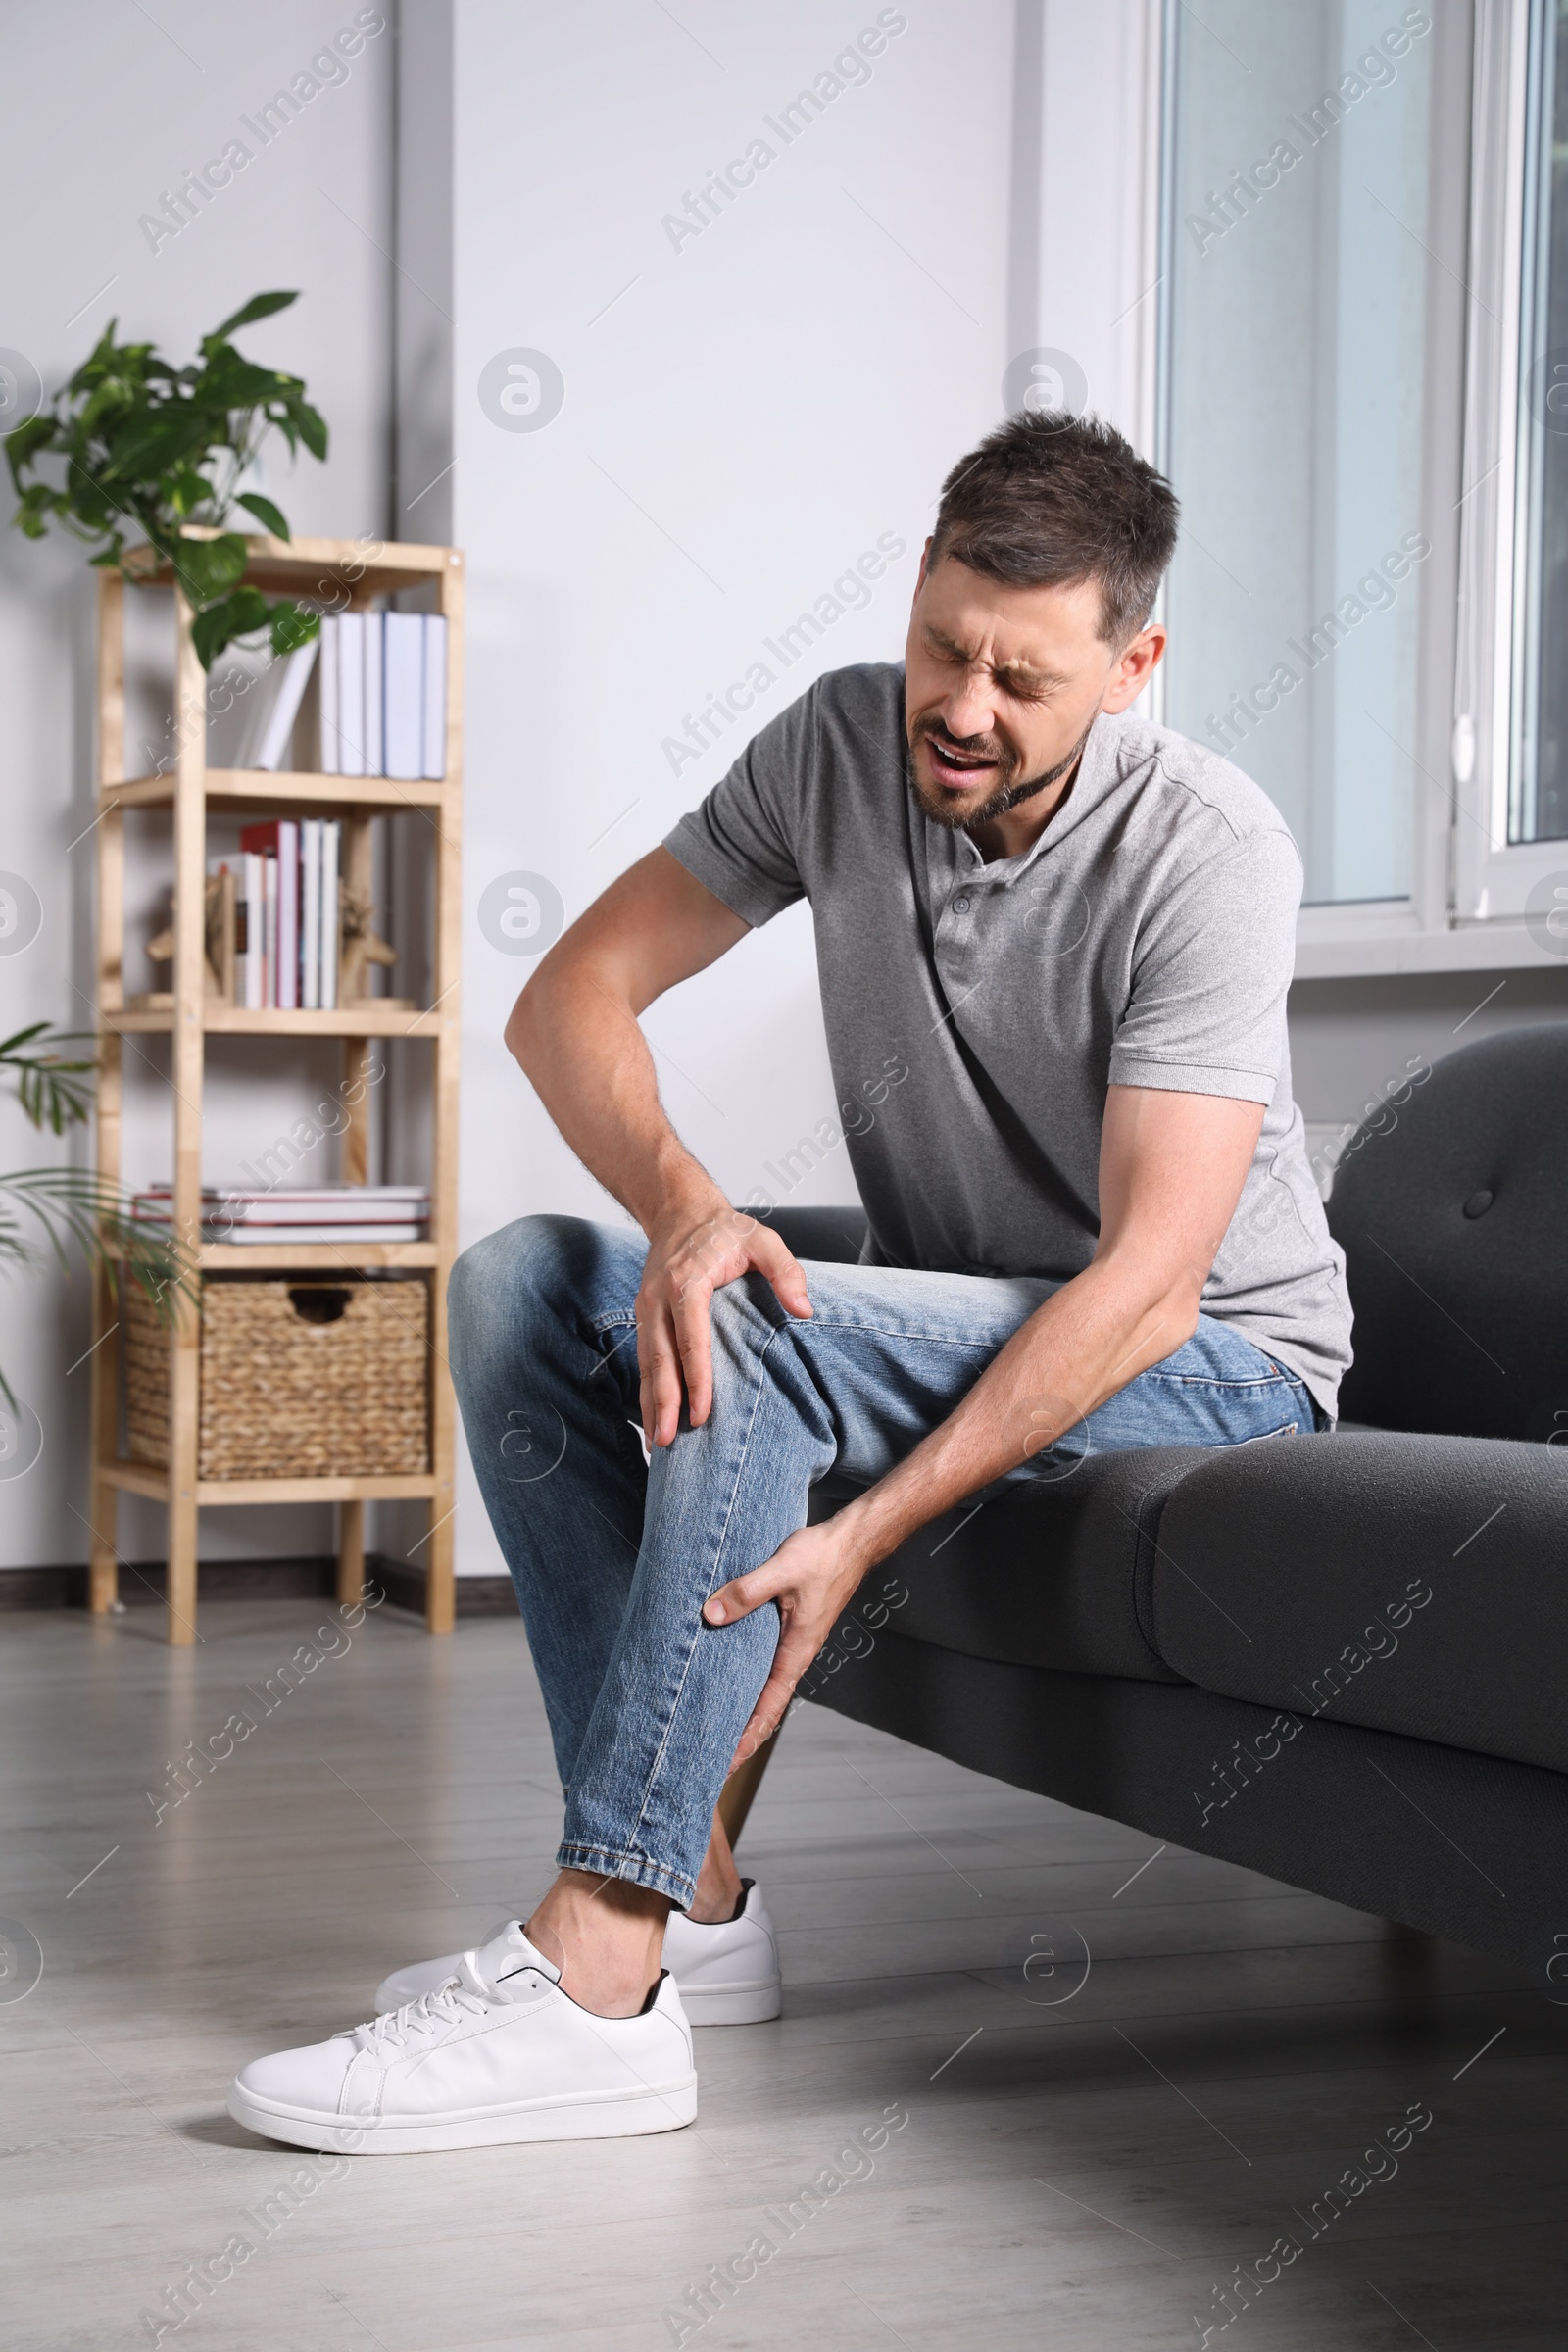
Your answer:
[942,675,997,741]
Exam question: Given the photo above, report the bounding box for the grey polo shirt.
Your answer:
[664,661,1350,1415]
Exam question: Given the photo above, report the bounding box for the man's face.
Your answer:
[904,551,1164,832]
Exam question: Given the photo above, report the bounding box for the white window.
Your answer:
[1157,0,1568,973]
[1454,0,1568,949]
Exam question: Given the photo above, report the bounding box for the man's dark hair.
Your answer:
[929,411,1179,647]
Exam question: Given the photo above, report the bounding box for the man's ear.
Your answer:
[1102,623,1166,714]
[912,537,934,604]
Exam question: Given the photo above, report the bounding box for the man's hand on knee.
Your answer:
[704,1519,869,1767]
[636,1199,812,1447]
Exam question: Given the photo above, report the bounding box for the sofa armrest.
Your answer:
[1152,1430,1568,1774]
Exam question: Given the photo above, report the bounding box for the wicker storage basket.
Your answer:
[124,1276,430,1480]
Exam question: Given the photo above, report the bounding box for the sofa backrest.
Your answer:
[1326,1024,1568,1440]
[747,1204,868,1265]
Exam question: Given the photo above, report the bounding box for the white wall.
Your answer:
[0,0,393,1570]
[421,0,1059,1574]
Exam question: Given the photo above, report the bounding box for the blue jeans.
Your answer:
[448,1215,1321,1909]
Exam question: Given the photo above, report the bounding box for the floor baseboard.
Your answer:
[0,1555,518,1618]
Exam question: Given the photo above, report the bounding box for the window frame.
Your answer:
[1452,0,1568,932]
[1153,0,1568,977]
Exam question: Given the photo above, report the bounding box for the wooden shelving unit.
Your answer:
[87,534,464,1644]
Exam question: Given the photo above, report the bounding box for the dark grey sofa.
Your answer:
[760,1026,1568,1986]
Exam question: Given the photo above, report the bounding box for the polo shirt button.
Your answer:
[953,895,972,913]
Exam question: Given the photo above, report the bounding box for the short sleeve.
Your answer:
[1107,826,1302,1103]
[662,685,818,928]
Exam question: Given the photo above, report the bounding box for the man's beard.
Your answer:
[907,711,1095,832]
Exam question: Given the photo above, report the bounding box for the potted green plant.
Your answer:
[4,289,328,665]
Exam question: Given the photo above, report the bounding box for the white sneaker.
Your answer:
[374,1879,782,2027]
[229,1924,696,2154]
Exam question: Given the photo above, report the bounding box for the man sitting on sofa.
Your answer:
[231,411,1350,2155]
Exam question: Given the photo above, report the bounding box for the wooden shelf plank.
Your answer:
[100,1460,171,1501]
[198,1241,436,1269]
[197,1472,437,1505]
[108,770,447,811]
[99,1460,436,1505]
[122,533,460,596]
[110,1004,442,1037]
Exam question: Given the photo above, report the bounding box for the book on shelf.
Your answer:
[420,612,447,780]
[318,612,341,773]
[263,853,278,1008]
[319,821,339,1009]
[337,612,366,778]
[135,1184,429,1218]
[318,611,447,781]
[240,849,264,1008]
[383,612,422,781]
[232,637,320,772]
[235,822,342,1010]
[206,1223,425,1245]
[132,1184,430,1246]
[364,606,384,778]
[300,817,320,1012]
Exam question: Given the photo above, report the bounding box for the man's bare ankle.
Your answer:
[525,1870,669,2019]
[687,1872,745,1926]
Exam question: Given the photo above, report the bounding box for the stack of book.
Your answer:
[132,1184,430,1246]
[320,612,447,781]
[225,821,342,1010]
[231,612,448,781]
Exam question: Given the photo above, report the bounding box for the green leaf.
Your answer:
[0,1022,98,1135]
[294,402,329,462]
[191,585,270,668]
[102,406,208,482]
[174,532,250,604]
[4,413,58,482]
[234,491,290,539]
[207,289,299,343]
[202,357,302,409]
[269,601,319,656]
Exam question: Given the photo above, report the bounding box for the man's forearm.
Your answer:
[831,1253,1197,1572]
[508,965,718,1236]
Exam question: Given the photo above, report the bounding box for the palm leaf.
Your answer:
[0,1168,191,1412]
[0,1022,98,1135]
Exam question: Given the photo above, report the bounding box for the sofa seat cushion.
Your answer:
[810,1446,1208,1683]
[1151,1430,1568,1772]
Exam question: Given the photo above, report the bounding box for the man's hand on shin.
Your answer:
[635,1198,812,1447]
[703,1515,873,1768]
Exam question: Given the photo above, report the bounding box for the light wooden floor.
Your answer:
[2,1597,1565,2350]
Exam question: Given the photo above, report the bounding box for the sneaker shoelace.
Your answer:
[347,1975,497,2055]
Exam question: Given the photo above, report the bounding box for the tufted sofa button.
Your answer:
[1463,1188,1494,1218]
